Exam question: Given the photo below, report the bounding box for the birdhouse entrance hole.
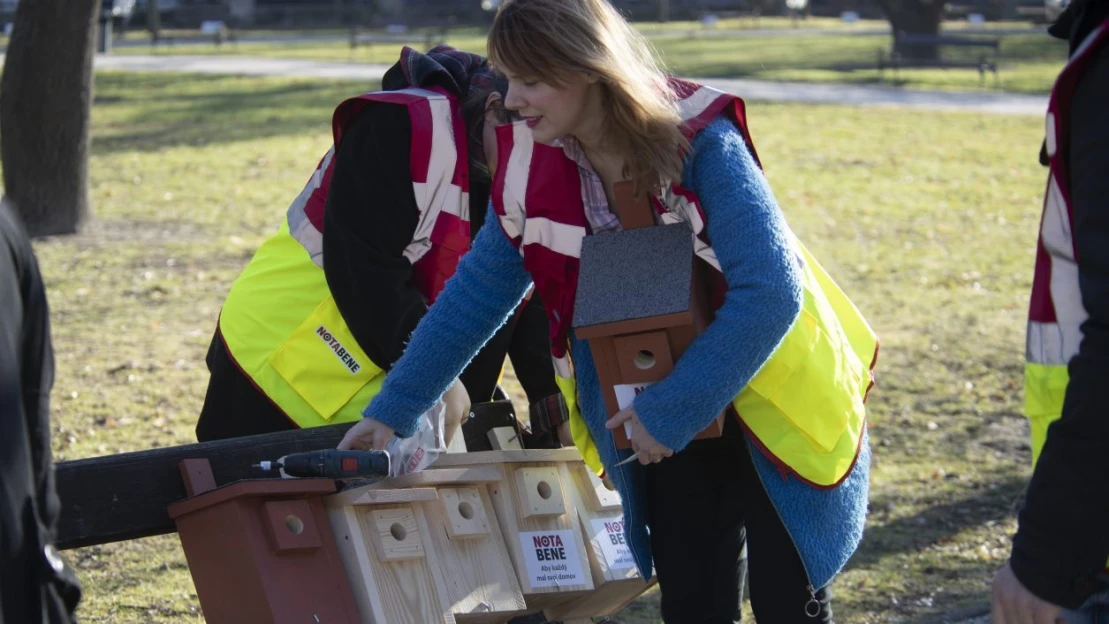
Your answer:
[285,514,305,535]
[536,481,553,500]
[389,522,407,541]
[458,501,475,519]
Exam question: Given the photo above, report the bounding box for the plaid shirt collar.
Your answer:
[559,136,622,235]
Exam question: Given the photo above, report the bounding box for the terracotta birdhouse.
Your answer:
[572,181,725,450]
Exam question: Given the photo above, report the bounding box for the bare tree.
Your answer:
[1,0,102,237]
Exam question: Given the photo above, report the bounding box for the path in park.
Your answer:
[92,24,1042,48]
[86,53,1048,115]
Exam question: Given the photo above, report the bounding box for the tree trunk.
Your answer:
[0,0,101,237]
[148,0,161,42]
[658,0,669,23]
[877,0,945,61]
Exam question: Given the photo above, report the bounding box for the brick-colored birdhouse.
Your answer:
[572,182,724,449]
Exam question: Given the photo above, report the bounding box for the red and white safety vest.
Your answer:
[492,79,878,484]
[1025,19,1109,465]
[288,86,472,303]
[217,86,473,429]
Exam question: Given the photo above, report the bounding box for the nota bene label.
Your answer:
[518,530,586,589]
[316,325,362,374]
[590,518,635,571]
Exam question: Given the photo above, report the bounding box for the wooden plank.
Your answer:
[352,504,455,623]
[178,459,216,497]
[365,466,505,490]
[324,487,439,508]
[367,508,426,562]
[545,579,657,622]
[515,467,567,519]
[419,485,528,618]
[429,449,583,468]
[327,505,392,624]
[167,479,337,520]
[54,421,358,550]
[574,310,692,340]
[487,426,523,451]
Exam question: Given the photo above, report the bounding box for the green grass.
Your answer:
[36,70,1047,623]
[108,22,1067,94]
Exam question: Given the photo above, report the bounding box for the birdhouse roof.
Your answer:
[572,223,694,331]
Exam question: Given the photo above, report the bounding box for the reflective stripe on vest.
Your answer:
[288,87,472,303]
[493,79,878,486]
[1025,21,1109,466]
[219,87,470,428]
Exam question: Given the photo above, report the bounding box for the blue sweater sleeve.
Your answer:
[630,117,804,451]
[362,204,533,436]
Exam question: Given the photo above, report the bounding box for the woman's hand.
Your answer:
[605,405,674,465]
[441,378,471,448]
[338,417,396,451]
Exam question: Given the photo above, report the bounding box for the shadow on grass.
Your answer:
[90,72,374,153]
[851,473,1027,570]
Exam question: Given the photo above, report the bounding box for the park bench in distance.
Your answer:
[878,30,1002,85]
[348,20,452,61]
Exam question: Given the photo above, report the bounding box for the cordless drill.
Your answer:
[252,449,390,479]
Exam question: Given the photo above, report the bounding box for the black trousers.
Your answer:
[645,415,834,624]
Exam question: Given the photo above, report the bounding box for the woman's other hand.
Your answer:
[441,378,471,448]
[606,406,674,464]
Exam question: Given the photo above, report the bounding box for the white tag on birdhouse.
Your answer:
[614,382,654,439]
[519,530,586,588]
[590,518,636,571]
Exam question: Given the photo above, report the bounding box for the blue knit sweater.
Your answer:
[363,116,870,591]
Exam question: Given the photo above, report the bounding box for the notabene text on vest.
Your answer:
[316,325,362,374]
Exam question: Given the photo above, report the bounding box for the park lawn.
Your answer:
[32,71,1047,623]
[107,24,1067,94]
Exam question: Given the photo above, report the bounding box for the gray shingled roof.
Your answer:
[572,223,694,329]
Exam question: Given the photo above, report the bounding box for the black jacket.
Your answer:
[0,199,81,624]
[1010,0,1109,609]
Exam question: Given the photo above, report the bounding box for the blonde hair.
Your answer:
[488,0,688,193]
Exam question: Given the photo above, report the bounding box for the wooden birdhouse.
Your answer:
[324,465,529,623]
[425,450,596,615]
[544,461,657,621]
[572,181,725,449]
[168,459,362,624]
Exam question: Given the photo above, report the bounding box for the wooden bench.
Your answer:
[348,23,449,61]
[877,31,1001,84]
[693,8,762,30]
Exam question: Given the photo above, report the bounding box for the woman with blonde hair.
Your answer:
[339,1,877,621]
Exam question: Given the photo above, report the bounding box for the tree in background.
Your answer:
[1,0,101,237]
[147,0,161,42]
[877,0,946,59]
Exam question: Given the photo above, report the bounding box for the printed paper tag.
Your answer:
[613,382,654,439]
[518,530,586,588]
[590,518,635,571]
